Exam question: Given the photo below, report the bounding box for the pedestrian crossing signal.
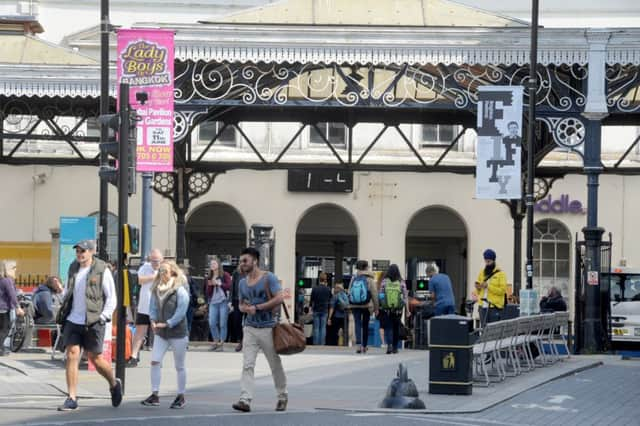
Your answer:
[123,224,139,254]
[418,280,427,290]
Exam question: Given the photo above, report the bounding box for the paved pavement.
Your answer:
[0,344,629,426]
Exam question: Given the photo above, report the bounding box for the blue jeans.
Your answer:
[313,312,328,345]
[352,308,370,347]
[208,301,229,342]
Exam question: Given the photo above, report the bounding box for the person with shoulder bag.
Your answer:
[232,248,288,413]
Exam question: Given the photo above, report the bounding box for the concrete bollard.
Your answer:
[379,363,426,409]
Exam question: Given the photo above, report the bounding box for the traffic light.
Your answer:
[97,108,137,195]
[122,224,139,254]
[417,280,427,290]
[297,278,312,288]
[98,113,120,187]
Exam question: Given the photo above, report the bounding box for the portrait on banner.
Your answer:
[475,86,524,200]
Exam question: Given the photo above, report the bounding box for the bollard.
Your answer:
[379,363,426,409]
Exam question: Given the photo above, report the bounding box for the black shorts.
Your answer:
[135,313,151,326]
[62,320,106,354]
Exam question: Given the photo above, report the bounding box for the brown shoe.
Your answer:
[275,398,288,412]
[232,400,251,412]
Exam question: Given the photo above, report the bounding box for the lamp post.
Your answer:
[98,0,111,262]
[525,0,539,291]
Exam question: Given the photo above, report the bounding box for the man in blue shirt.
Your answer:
[232,247,287,413]
[427,263,456,316]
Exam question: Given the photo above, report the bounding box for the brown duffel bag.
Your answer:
[265,278,306,355]
[273,303,306,355]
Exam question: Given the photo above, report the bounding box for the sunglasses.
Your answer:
[158,268,169,273]
[75,248,87,253]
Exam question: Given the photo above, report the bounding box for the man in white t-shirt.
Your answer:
[127,248,163,367]
[56,240,120,411]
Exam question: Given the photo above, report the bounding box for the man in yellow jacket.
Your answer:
[475,249,507,325]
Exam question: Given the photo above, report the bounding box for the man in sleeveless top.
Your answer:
[56,240,121,411]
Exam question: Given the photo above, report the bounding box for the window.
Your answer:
[421,124,458,146]
[198,121,236,147]
[310,122,346,148]
[533,219,571,298]
[88,212,118,261]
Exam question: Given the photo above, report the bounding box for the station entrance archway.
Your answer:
[406,206,468,311]
[295,203,358,286]
[185,202,247,276]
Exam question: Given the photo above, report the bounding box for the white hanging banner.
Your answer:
[475,86,524,199]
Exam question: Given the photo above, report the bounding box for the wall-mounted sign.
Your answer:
[372,259,390,272]
[535,194,585,214]
[288,169,353,193]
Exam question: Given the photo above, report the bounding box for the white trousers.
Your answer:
[240,326,287,402]
[150,335,188,395]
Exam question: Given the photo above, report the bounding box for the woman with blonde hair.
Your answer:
[0,260,24,356]
[141,261,189,409]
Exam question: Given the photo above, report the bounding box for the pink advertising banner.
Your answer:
[117,29,174,172]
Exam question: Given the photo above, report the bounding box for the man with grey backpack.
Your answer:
[348,260,378,354]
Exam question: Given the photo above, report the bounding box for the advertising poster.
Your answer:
[117,29,175,172]
[475,86,524,199]
[58,216,97,286]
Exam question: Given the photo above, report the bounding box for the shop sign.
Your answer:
[535,194,585,214]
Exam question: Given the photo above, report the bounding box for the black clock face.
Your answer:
[288,169,353,193]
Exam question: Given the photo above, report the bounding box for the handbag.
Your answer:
[399,323,410,341]
[264,277,306,355]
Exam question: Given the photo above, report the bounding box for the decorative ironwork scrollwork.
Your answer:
[538,116,586,158]
[152,172,175,198]
[173,110,208,143]
[173,61,588,112]
[606,64,640,113]
[534,177,559,202]
[152,170,221,205]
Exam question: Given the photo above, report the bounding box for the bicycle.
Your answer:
[7,291,34,353]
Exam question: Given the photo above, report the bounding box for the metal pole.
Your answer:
[581,119,605,353]
[513,210,524,295]
[525,0,539,290]
[141,172,153,260]
[115,83,129,390]
[98,0,110,261]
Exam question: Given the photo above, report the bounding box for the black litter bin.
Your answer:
[428,315,474,395]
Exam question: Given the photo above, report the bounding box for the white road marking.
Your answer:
[397,414,522,426]
[346,413,387,417]
[547,395,575,404]
[511,403,578,413]
[395,415,483,426]
[20,411,311,426]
